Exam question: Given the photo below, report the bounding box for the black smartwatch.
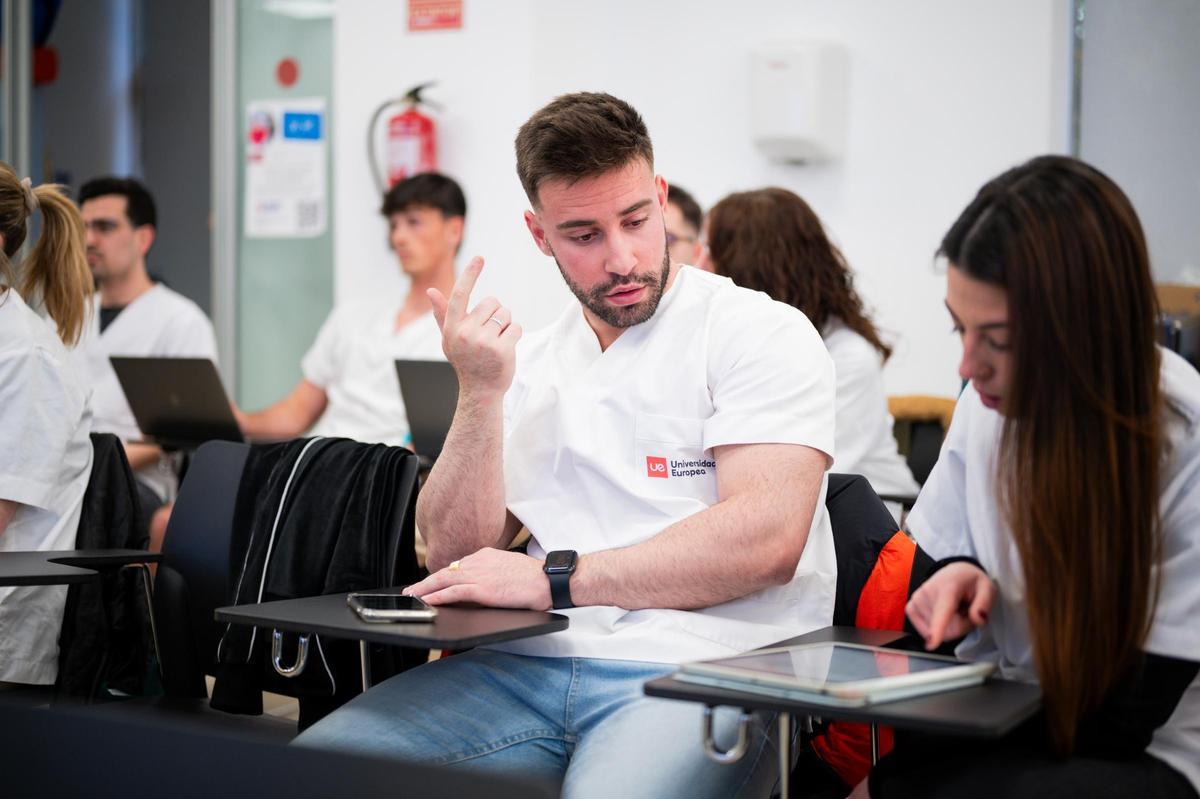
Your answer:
[544,550,578,610]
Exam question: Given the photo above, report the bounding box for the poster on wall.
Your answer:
[244,97,327,238]
[409,0,462,31]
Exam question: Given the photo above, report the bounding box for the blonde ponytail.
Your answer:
[0,163,92,346]
[20,184,92,345]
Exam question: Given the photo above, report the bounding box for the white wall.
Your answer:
[334,0,1071,397]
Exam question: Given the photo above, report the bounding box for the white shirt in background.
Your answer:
[493,266,839,665]
[0,290,94,685]
[906,349,1200,792]
[301,301,445,448]
[822,318,920,505]
[71,283,217,500]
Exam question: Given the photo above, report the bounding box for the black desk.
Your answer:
[215,591,568,689]
[0,548,161,586]
[644,626,1043,795]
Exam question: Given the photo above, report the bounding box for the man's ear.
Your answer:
[134,225,155,259]
[524,210,554,257]
[655,174,669,213]
[445,215,465,250]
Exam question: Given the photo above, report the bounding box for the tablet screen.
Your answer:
[700,644,963,684]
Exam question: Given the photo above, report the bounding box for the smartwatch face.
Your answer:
[545,550,577,572]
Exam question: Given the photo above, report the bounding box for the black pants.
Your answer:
[870,721,1196,799]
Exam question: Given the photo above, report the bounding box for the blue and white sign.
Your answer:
[245,97,327,238]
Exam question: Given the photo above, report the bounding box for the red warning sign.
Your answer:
[409,0,462,32]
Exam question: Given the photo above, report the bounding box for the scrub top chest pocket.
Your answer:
[633,412,719,505]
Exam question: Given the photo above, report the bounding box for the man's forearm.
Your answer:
[239,405,306,442]
[124,442,162,471]
[571,444,826,611]
[570,488,814,611]
[417,391,511,571]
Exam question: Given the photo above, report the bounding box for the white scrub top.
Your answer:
[907,348,1200,791]
[822,318,919,502]
[71,283,217,500]
[494,266,839,665]
[301,300,445,448]
[0,290,93,685]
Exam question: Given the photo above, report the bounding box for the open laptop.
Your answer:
[394,359,458,461]
[110,356,244,450]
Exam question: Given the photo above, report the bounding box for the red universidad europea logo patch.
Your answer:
[646,456,668,478]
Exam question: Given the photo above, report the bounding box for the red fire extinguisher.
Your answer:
[368,83,440,192]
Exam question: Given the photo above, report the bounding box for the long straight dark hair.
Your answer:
[706,187,892,360]
[940,155,1162,755]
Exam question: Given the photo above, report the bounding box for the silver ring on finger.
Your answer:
[487,315,505,328]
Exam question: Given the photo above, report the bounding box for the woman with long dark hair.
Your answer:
[0,163,94,685]
[702,187,919,505]
[865,156,1199,797]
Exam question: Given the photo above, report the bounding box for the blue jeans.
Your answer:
[294,649,780,798]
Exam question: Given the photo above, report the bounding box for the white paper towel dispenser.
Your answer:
[750,41,848,164]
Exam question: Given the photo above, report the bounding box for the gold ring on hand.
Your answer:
[448,560,461,571]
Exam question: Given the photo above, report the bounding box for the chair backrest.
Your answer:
[154,440,250,697]
[887,394,956,487]
[825,473,934,628]
[813,474,938,789]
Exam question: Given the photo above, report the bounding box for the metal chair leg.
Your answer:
[359,640,372,691]
[123,563,162,681]
[777,712,792,798]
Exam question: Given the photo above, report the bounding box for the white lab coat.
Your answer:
[71,283,217,500]
[0,290,93,684]
[301,301,444,447]
[822,318,919,503]
[906,348,1200,792]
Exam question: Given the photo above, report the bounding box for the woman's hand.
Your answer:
[906,561,994,650]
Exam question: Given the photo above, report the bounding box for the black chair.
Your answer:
[881,395,957,514]
[152,439,422,726]
[788,474,937,798]
[153,440,250,699]
[55,432,154,701]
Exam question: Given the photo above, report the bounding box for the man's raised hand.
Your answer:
[428,256,522,400]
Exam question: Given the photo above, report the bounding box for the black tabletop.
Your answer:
[0,549,160,587]
[215,590,569,649]
[644,626,1043,739]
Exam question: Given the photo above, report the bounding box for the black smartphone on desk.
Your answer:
[347,592,438,623]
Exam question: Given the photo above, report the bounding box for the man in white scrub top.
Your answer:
[72,177,217,508]
[235,172,456,449]
[296,93,839,797]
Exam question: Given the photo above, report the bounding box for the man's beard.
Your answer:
[554,241,671,329]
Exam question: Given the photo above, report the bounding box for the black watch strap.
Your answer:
[548,570,574,610]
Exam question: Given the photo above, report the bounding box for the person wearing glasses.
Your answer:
[72,177,217,548]
[665,183,704,269]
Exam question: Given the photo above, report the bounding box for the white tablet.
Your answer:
[677,642,995,707]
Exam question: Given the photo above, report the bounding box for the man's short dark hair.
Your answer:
[380,172,467,219]
[667,184,703,232]
[515,92,653,206]
[78,176,157,228]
